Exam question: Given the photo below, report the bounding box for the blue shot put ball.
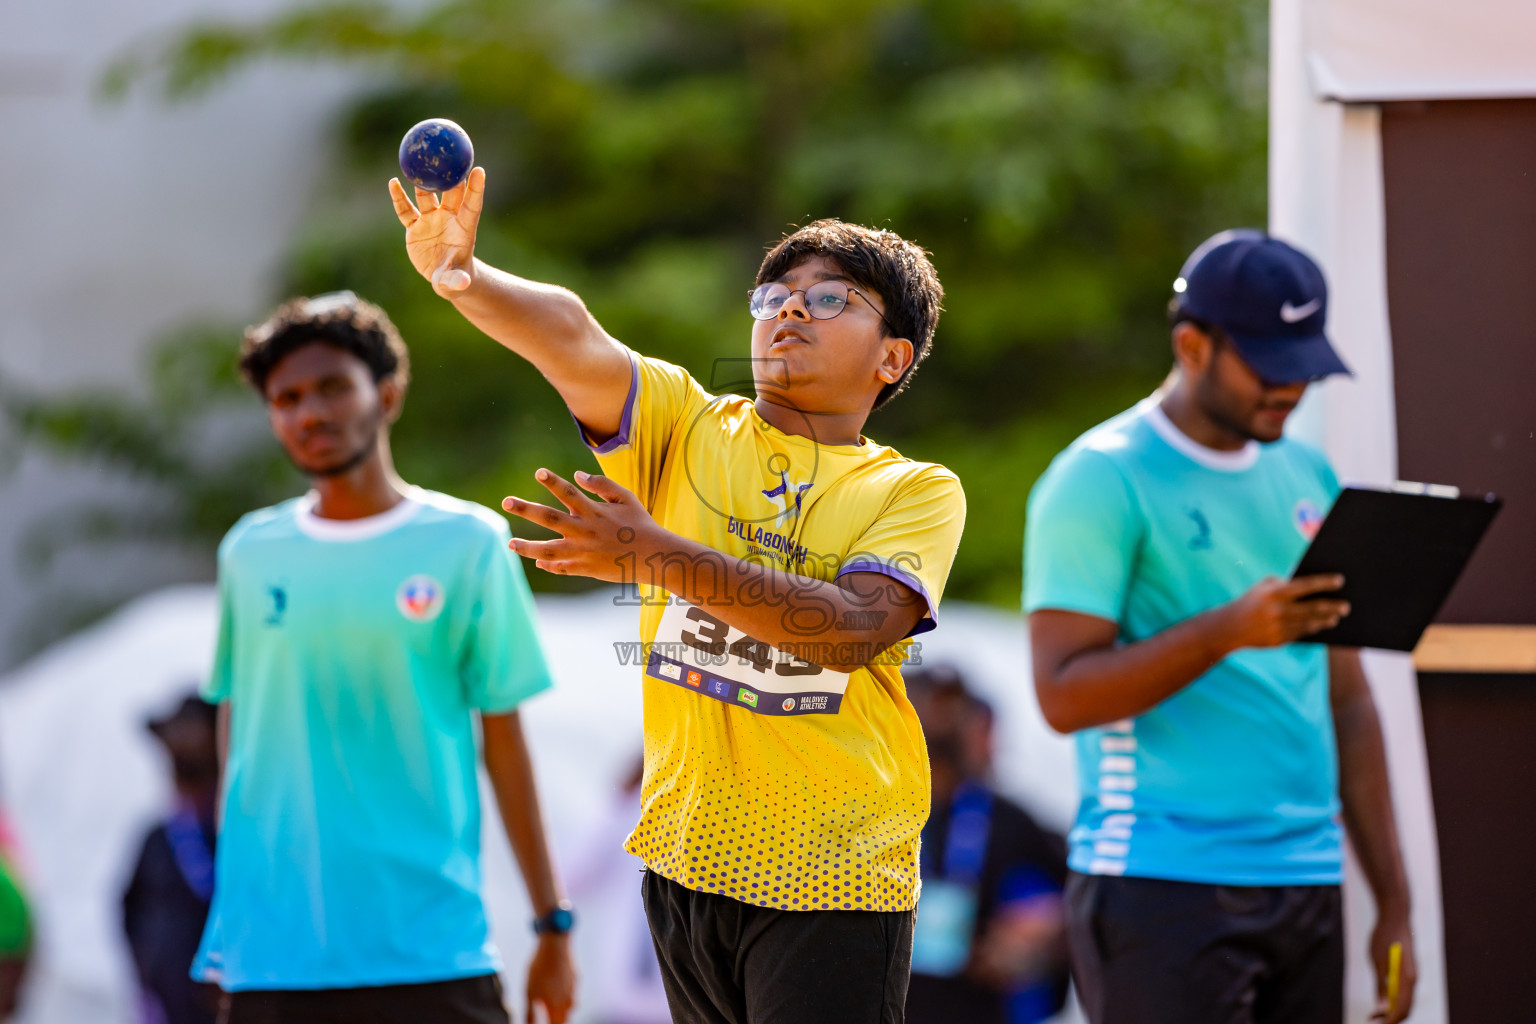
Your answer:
[398,118,474,193]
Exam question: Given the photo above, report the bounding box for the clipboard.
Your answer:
[1291,484,1502,651]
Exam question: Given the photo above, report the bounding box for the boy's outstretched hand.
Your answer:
[503,469,663,582]
[389,166,485,298]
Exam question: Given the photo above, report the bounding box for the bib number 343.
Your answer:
[645,600,850,716]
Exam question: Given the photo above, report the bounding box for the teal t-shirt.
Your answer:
[1024,398,1343,886]
[192,489,554,990]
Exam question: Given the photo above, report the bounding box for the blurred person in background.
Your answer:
[906,666,1069,1024]
[1025,232,1415,1023]
[0,811,31,1020]
[191,293,575,1024]
[123,695,222,1024]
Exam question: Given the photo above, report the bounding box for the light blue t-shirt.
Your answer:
[192,489,554,990]
[1024,398,1343,886]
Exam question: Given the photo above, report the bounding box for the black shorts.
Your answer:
[1066,872,1344,1024]
[218,973,509,1024]
[642,869,916,1024]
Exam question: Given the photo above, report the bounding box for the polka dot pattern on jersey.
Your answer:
[591,354,966,914]
[624,669,931,912]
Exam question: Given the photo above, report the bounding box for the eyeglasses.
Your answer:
[748,281,899,335]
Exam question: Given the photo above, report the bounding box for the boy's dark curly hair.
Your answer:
[238,292,410,395]
[756,220,943,410]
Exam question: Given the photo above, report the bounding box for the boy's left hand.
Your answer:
[503,469,662,582]
[526,933,575,1023]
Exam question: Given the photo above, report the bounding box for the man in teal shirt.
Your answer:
[1025,232,1416,1023]
[193,293,576,1024]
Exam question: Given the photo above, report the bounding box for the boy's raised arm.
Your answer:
[389,167,633,440]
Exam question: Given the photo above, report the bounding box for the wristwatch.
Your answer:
[532,900,576,936]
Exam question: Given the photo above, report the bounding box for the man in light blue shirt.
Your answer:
[193,293,575,1024]
[1024,232,1415,1023]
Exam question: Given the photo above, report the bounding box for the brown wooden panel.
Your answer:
[1381,100,1536,623]
[1415,625,1536,673]
[1417,673,1536,1022]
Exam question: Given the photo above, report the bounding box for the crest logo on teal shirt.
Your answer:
[1294,499,1325,540]
[396,575,445,622]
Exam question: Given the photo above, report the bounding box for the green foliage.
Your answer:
[82,0,1265,611]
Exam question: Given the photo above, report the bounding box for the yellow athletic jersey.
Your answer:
[584,353,966,911]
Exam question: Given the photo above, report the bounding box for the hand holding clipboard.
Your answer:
[1291,485,1502,651]
[1218,574,1353,647]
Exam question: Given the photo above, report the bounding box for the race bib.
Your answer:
[645,600,850,716]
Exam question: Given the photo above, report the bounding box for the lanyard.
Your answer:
[923,780,993,886]
[164,802,215,904]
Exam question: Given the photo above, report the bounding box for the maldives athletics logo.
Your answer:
[396,575,445,622]
[1294,499,1325,540]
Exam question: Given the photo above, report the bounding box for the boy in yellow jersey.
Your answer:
[391,169,965,1024]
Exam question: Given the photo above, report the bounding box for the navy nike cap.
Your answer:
[1172,229,1351,383]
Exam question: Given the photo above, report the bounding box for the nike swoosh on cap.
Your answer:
[1280,297,1322,322]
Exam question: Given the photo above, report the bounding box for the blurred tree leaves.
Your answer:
[62,0,1265,619]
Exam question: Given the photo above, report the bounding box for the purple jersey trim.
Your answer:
[573,352,639,454]
[836,560,938,637]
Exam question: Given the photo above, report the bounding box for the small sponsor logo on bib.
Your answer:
[396,575,445,622]
[781,697,796,712]
[1294,499,1325,540]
